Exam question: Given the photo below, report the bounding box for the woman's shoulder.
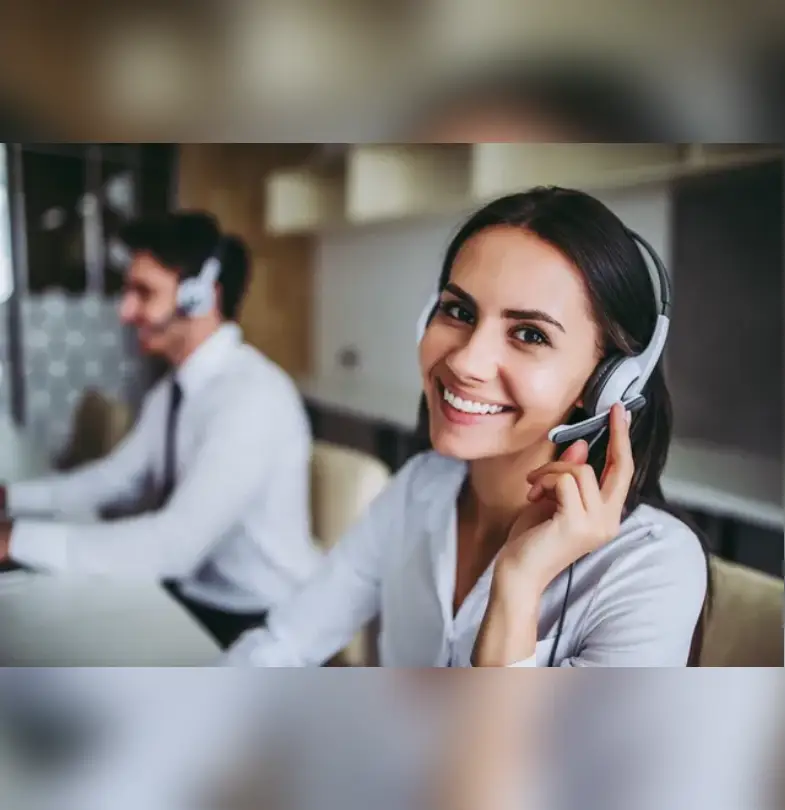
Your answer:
[597,502,709,592]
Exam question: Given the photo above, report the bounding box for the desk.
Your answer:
[0,572,221,666]
[0,415,52,483]
[0,416,220,665]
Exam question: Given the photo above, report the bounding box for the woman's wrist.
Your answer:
[473,579,542,667]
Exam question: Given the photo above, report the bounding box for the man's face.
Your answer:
[118,252,181,356]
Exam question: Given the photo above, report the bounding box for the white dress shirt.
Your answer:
[224,450,707,667]
[7,324,323,613]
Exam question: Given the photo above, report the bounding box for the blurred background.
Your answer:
[0,141,781,578]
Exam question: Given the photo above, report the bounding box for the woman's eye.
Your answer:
[513,326,549,346]
[439,300,474,324]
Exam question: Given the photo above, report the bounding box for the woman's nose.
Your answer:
[445,325,500,383]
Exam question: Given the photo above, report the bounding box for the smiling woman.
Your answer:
[223,186,709,669]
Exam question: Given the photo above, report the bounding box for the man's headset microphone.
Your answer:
[416,228,671,665]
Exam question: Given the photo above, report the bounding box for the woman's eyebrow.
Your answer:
[444,282,565,333]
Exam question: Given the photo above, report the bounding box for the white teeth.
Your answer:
[443,386,505,415]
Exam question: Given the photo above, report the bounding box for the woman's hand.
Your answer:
[497,402,634,595]
[473,403,634,666]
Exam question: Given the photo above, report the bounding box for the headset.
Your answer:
[416,228,672,667]
[119,237,226,334]
[175,247,224,319]
[416,228,671,444]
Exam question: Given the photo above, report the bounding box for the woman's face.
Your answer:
[420,226,603,461]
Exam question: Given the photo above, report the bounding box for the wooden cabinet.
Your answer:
[262,143,783,235]
[177,144,315,377]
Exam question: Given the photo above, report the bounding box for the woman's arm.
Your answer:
[223,455,424,667]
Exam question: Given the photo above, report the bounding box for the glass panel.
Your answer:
[22,148,88,294]
[0,144,13,305]
[101,154,137,296]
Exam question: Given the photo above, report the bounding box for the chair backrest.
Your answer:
[310,441,391,550]
[309,442,391,667]
[700,557,784,667]
[57,390,133,470]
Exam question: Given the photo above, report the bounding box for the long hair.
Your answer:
[413,187,711,664]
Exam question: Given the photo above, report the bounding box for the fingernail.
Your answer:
[624,409,632,425]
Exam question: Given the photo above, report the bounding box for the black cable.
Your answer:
[547,562,574,667]
[547,425,609,667]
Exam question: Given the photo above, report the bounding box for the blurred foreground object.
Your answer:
[0,1,783,138]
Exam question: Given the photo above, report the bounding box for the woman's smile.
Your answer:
[435,377,518,427]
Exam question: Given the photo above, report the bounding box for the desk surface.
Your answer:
[0,416,220,666]
[0,415,52,483]
[0,572,221,666]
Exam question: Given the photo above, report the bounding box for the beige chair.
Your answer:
[56,389,133,470]
[310,440,391,666]
[700,557,783,667]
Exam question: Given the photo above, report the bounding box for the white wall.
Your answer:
[314,186,672,392]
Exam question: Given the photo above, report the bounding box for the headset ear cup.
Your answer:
[582,356,624,416]
[416,293,440,345]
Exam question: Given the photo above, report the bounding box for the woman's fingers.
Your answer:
[526,440,588,486]
[599,403,635,508]
[533,471,584,517]
[528,465,602,513]
[559,439,589,465]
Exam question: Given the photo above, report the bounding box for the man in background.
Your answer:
[0,211,321,648]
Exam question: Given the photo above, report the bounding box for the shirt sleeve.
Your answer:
[556,524,708,667]
[222,457,421,668]
[6,399,154,518]
[9,390,292,578]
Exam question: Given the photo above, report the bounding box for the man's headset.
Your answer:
[416,229,671,445]
[131,239,225,334]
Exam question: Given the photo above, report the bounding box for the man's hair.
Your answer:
[119,211,250,320]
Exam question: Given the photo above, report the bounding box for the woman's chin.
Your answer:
[429,429,500,461]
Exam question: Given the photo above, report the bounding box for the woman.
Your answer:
[224,187,709,667]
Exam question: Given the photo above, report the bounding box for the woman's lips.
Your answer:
[436,379,516,426]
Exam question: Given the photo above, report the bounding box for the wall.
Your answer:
[177,144,315,377]
[314,185,672,393]
[669,161,783,460]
